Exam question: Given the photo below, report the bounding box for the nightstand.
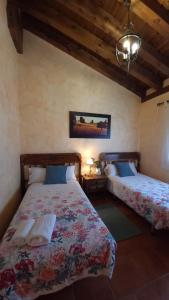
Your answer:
[82,175,107,195]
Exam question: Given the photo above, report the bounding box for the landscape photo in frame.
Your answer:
[69,111,111,139]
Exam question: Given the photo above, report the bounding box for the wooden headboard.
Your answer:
[99,152,140,172]
[20,153,81,196]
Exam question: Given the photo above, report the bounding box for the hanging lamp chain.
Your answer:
[124,0,133,33]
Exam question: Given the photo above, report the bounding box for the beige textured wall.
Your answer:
[19,32,140,165]
[139,93,169,182]
[0,1,21,237]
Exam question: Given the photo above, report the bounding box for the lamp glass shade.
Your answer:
[87,158,94,165]
[116,33,141,71]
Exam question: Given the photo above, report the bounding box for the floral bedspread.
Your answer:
[0,182,116,300]
[109,173,169,230]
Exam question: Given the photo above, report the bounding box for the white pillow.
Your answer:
[129,162,138,175]
[28,167,46,184]
[66,165,76,181]
[104,164,117,177]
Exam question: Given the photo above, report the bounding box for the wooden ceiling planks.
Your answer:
[141,0,169,24]
[6,0,169,101]
[52,0,169,78]
[132,0,169,38]
[19,0,161,89]
[158,0,169,10]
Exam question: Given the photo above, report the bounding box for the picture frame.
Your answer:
[69,111,111,139]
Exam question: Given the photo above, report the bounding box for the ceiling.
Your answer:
[7,0,169,101]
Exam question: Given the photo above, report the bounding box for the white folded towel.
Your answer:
[27,214,56,247]
[11,219,35,246]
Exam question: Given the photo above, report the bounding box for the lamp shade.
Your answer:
[115,0,141,72]
[87,158,94,165]
[116,33,141,71]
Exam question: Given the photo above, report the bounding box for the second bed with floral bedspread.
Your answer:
[108,173,169,230]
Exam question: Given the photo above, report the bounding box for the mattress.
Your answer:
[108,173,169,230]
[0,181,116,300]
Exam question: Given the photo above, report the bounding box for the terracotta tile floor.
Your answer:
[39,193,169,300]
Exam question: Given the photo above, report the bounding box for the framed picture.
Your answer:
[69,111,111,139]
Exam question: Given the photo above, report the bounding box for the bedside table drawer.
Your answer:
[96,179,107,188]
[88,185,97,192]
[82,175,107,195]
[85,180,97,191]
[87,180,96,185]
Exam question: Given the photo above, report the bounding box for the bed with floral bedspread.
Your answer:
[108,173,169,230]
[0,181,116,300]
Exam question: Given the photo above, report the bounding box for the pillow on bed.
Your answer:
[129,162,138,175]
[115,162,135,177]
[44,165,67,184]
[28,165,76,184]
[104,164,117,176]
[66,165,76,181]
[28,167,46,185]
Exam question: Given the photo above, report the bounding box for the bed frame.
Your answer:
[99,152,140,172]
[20,153,81,196]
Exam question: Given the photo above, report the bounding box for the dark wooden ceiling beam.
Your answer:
[132,0,169,37]
[19,1,161,90]
[23,14,146,98]
[53,0,169,78]
[142,85,169,102]
[6,0,23,53]
[140,0,169,25]
[140,41,169,77]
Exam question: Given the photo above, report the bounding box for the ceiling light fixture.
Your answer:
[116,0,141,72]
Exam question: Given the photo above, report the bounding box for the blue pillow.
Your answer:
[44,165,67,184]
[115,162,135,177]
